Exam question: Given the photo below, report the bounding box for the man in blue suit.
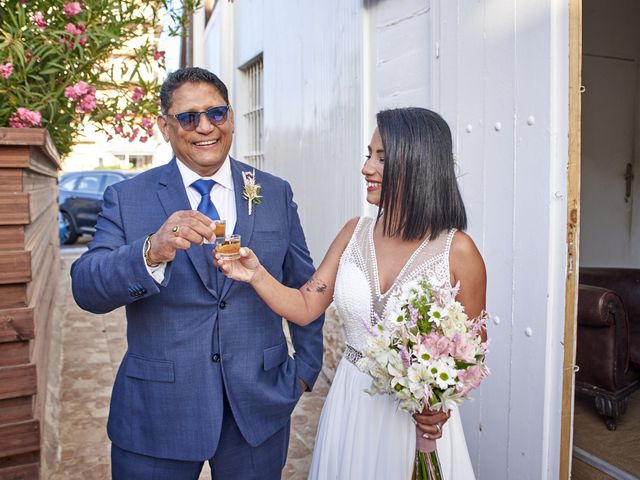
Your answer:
[71,67,324,479]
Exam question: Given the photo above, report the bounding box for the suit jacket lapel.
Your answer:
[219,159,256,299]
[157,158,218,299]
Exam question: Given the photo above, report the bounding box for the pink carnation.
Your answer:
[114,114,123,122]
[0,62,13,79]
[139,136,148,143]
[131,87,145,103]
[32,11,48,29]
[63,2,83,16]
[153,50,165,61]
[140,117,153,129]
[9,108,42,128]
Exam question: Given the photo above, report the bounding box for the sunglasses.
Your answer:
[169,105,231,131]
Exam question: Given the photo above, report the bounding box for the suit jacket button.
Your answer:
[219,301,226,309]
[212,353,220,362]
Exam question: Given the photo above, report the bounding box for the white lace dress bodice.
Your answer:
[334,216,456,355]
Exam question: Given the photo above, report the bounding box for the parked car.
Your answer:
[58,211,68,245]
[59,170,135,244]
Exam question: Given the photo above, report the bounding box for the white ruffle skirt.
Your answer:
[308,358,476,480]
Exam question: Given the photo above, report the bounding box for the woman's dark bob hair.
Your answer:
[376,107,467,241]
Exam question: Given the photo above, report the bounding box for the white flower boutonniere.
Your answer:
[242,169,262,215]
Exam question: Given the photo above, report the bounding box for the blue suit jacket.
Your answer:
[70,158,324,461]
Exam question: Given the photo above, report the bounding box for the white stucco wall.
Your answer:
[205,0,365,261]
[200,1,572,478]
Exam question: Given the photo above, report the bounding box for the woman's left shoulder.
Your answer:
[449,230,486,272]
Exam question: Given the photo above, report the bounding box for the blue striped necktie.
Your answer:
[191,179,220,220]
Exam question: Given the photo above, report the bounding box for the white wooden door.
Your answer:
[580,55,638,267]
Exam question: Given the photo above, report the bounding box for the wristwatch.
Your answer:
[144,234,160,268]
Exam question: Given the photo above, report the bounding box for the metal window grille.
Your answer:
[243,58,264,169]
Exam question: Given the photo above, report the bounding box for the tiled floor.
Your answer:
[46,251,343,479]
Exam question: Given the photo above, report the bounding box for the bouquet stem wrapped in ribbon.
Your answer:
[357,277,489,480]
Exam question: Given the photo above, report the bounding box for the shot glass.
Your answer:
[203,219,226,245]
[215,234,241,260]
[214,220,226,242]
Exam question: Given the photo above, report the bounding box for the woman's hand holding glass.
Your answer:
[215,247,263,284]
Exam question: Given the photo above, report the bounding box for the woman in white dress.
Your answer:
[218,108,486,479]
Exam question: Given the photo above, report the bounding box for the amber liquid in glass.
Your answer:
[215,234,241,260]
[214,220,226,241]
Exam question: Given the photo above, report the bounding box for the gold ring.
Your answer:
[435,423,442,433]
[171,225,180,235]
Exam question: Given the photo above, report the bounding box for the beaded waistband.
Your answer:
[343,344,364,366]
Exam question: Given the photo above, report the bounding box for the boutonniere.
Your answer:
[242,169,262,215]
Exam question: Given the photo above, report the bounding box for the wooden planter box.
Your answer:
[0,128,60,479]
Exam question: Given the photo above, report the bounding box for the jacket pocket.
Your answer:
[263,342,289,371]
[125,353,175,382]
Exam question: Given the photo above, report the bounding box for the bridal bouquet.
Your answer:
[357,276,489,480]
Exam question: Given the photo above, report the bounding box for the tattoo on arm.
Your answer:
[304,275,327,294]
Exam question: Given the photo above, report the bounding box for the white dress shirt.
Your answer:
[145,157,237,282]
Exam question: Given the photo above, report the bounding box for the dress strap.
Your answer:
[444,228,457,285]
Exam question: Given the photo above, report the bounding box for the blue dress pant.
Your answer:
[111,391,290,480]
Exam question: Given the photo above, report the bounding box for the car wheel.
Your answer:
[61,212,78,245]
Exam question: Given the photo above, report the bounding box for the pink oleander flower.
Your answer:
[131,87,145,103]
[114,114,123,122]
[32,11,48,29]
[64,81,97,112]
[77,93,96,112]
[64,81,91,101]
[114,126,122,134]
[153,50,165,61]
[65,23,85,36]
[9,108,42,128]
[140,117,153,129]
[139,136,148,143]
[63,2,83,16]
[0,62,13,79]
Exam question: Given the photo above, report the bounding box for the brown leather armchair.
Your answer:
[576,267,640,430]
